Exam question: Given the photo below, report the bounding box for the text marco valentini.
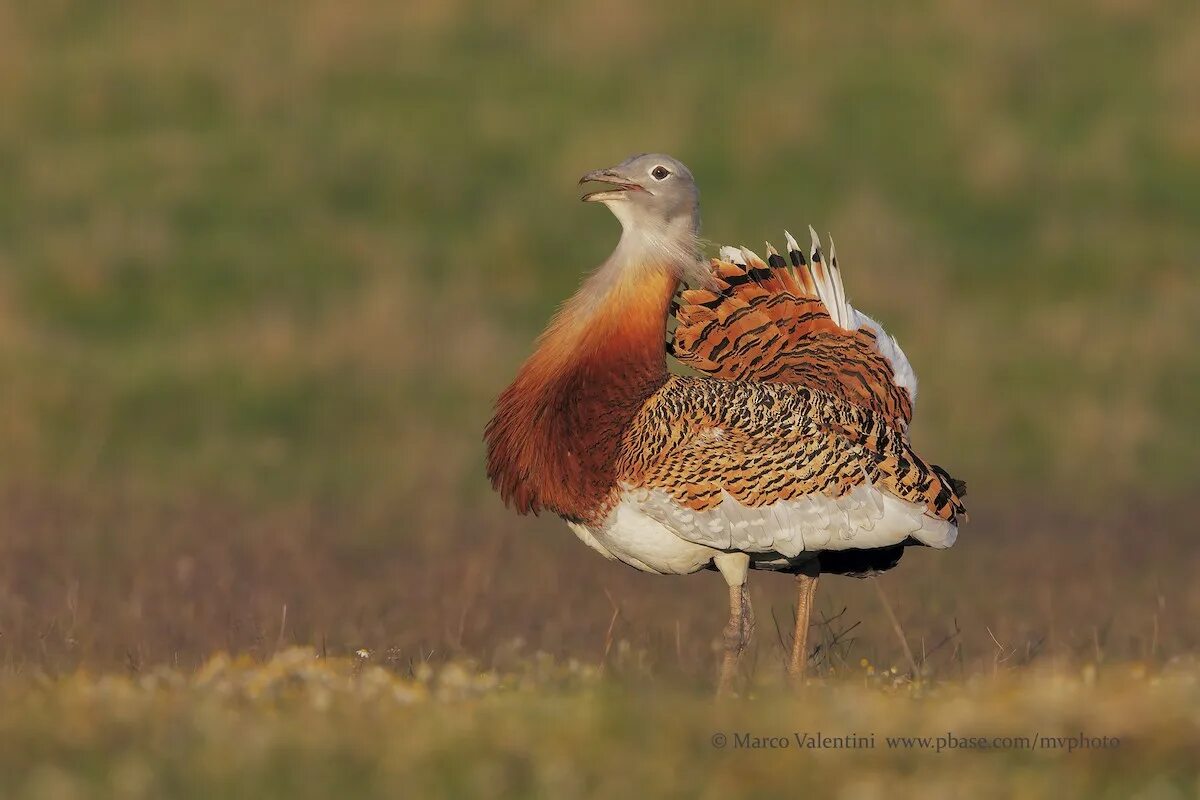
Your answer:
[733,732,874,749]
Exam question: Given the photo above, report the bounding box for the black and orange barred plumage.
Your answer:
[654,229,965,525]
[618,375,966,526]
[670,234,915,427]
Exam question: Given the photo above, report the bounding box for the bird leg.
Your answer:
[714,553,754,697]
[787,561,820,682]
[718,583,755,695]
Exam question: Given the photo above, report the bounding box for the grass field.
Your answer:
[2,649,1199,798]
[1,0,1199,796]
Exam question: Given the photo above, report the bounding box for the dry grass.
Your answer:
[2,486,1195,684]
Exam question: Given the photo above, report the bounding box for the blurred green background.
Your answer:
[0,0,1198,673]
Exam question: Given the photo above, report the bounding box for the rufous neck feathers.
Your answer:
[485,227,701,523]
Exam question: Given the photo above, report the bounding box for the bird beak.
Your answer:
[579,168,644,202]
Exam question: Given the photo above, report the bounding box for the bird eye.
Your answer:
[651,166,670,180]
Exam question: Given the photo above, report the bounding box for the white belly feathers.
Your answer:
[567,484,956,576]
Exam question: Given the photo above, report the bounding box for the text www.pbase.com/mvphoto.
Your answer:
[711,731,1121,754]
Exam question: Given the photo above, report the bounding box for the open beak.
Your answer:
[579,168,644,202]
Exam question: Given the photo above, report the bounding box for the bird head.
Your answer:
[579,153,700,235]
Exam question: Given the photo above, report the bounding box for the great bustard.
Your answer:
[485,154,966,693]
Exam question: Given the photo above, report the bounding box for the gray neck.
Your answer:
[568,208,710,318]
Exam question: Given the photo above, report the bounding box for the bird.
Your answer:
[484,153,966,694]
